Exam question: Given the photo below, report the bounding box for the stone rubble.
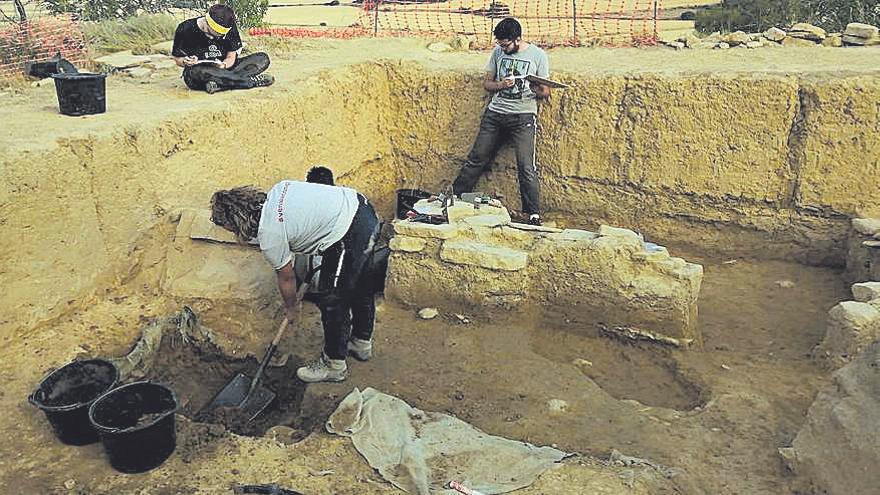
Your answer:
[669,22,880,51]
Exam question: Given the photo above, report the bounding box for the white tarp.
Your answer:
[326,387,568,495]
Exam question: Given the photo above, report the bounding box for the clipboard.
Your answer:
[505,74,568,89]
[525,74,568,89]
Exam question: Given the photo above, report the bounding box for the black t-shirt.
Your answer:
[171,17,242,61]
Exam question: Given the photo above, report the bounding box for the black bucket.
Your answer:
[395,188,432,219]
[89,382,179,473]
[28,359,119,446]
[51,73,107,116]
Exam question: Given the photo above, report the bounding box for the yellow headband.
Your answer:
[206,12,232,36]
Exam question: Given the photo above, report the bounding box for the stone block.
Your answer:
[746,40,763,49]
[389,236,427,253]
[844,22,879,39]
[598,225,642,242]
[853,218,880,236]
[722,31,750,46]
[782,37,818,47]
[822,35,843,47]
[634,245,670,262]
[440,241,528,271]
[791,343,880,495]
[413,198,508,224]
[815,301,880,365]
[852,282,880,302]
[789,23,827,41]
[716,42,730,49]
[764,27,786,42]
[462,212,511,228]
[551,229,598,242]
[842,34,880,46]
[393,220,460,240]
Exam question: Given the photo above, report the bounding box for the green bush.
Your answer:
[43,0,268,27]
[43,0,179,21]
[695,0,799,33]
[695,0,880,33]
[82,14,178,55]
[222,0,269,28]
[803,0,880,32]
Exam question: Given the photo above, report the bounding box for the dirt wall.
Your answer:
[0,65,401,338]
[2,61,879,339]
[384,66,880,266]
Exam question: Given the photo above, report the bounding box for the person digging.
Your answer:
[210,180,381,383]
[172,4,274,94]
[452,17,551,226]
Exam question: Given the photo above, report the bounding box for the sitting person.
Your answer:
[171,4,274,94]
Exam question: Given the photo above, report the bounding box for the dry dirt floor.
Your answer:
[0,38,875,494]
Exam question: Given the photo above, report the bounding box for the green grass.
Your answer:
[82,14,179,56]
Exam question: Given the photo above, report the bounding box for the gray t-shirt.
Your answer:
[258,181,358,270]
[486,44,550,115]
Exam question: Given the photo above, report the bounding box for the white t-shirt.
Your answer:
[257,181,359,271]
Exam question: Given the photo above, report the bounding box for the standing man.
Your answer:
[172,4,275,94]
[210,180,380,383]
[452,17,551,226]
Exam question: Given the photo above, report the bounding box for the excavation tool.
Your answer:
[201,283,308,421]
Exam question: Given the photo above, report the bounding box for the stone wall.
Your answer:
[385,200,703,342]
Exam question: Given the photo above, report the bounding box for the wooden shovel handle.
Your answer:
[271,282,309,347]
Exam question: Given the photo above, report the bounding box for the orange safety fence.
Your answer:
[0,14,89,79]
[251,0,661,47]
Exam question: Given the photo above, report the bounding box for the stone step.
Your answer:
[440,240,528,271]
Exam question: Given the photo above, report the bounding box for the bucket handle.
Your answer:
[94,404,183,435]
[27,390,40,408]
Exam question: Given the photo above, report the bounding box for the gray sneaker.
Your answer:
[347,338,373,362]
[296,354,348,383]
[205,81,220,94]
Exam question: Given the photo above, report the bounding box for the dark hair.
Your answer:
[306,166,334,186]
[208,4,236,29]
[493,18,522,41]
[210,185,265,240]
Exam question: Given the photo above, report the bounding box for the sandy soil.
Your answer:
[4,36,880,157]
[0,35,873,494]
[0,239,846,493]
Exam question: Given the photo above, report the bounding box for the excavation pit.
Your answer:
[4,39,880,494]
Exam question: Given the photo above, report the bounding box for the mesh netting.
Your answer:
[252,0,661,46]
[0,15,89,79]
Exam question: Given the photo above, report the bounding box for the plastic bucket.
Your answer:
[395,188,432,219]
[89,382,179,473]
[51,73,107,116]
[28,359,119,446]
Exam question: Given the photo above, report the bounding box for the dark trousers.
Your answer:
[316,194,381,361]
[452,109,541,215]
[183,52,270,91]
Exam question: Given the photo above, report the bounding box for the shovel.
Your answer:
[201,283,308,422]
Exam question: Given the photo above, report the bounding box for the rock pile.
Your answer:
[93,42,182,80]
[667,21,880,50]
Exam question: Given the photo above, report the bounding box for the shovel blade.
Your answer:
[202,372,277,422]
